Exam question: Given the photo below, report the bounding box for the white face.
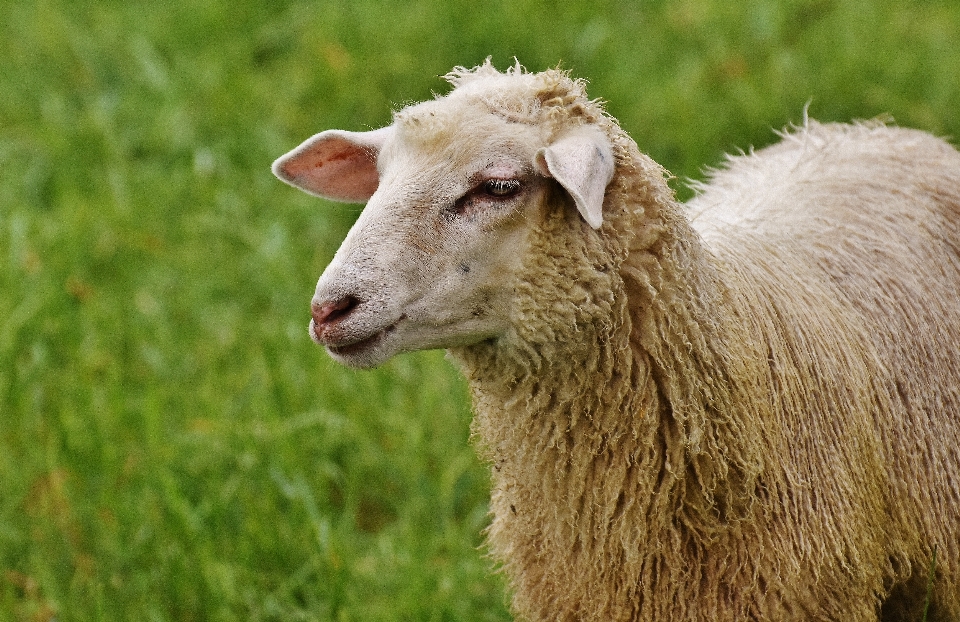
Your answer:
[309,115,547,368]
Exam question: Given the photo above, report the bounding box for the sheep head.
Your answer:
[273,66,615,368]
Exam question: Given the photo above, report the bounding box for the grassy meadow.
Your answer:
[2,0,959,620]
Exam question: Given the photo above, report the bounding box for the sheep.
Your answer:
[272,61,960,621]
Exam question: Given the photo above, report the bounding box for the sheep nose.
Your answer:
[311,295,360,339]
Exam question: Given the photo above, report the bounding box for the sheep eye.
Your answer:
[448,178,523,220]
[483,178,522,198]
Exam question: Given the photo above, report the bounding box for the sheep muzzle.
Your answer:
[310,295,361,342]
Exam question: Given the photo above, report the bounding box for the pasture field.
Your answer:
[2,1,959,620]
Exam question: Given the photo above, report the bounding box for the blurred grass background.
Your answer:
[2,0,959,620]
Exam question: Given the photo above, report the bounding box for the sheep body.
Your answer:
[274,63,960,621]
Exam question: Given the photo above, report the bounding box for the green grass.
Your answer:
[2,0,959,620]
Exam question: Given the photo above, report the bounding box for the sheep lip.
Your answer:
[327,329,386,356]
[323,317,404,356]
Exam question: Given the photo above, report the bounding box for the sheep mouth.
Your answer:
[320,317,404,358]
[327,328,387,356]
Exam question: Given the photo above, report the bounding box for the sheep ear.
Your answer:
[272,127,393,203]
[535,127,615,229]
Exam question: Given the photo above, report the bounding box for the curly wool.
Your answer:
[448,63,960,622]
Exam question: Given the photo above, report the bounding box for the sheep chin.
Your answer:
[324,327,394,368]
[326,342,383,369]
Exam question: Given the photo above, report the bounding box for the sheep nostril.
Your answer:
[312,296,360,333]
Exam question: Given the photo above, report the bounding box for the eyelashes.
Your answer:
[482,178,522,198]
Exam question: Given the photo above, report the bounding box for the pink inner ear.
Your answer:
[274,128,390,203]
[285,145,378,202]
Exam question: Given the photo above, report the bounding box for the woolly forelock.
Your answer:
[445,63,960,622]
[440,59,622,146]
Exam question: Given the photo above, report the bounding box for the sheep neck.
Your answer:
[449,157,768,620]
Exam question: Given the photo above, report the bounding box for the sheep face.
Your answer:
[276,103,549,367]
